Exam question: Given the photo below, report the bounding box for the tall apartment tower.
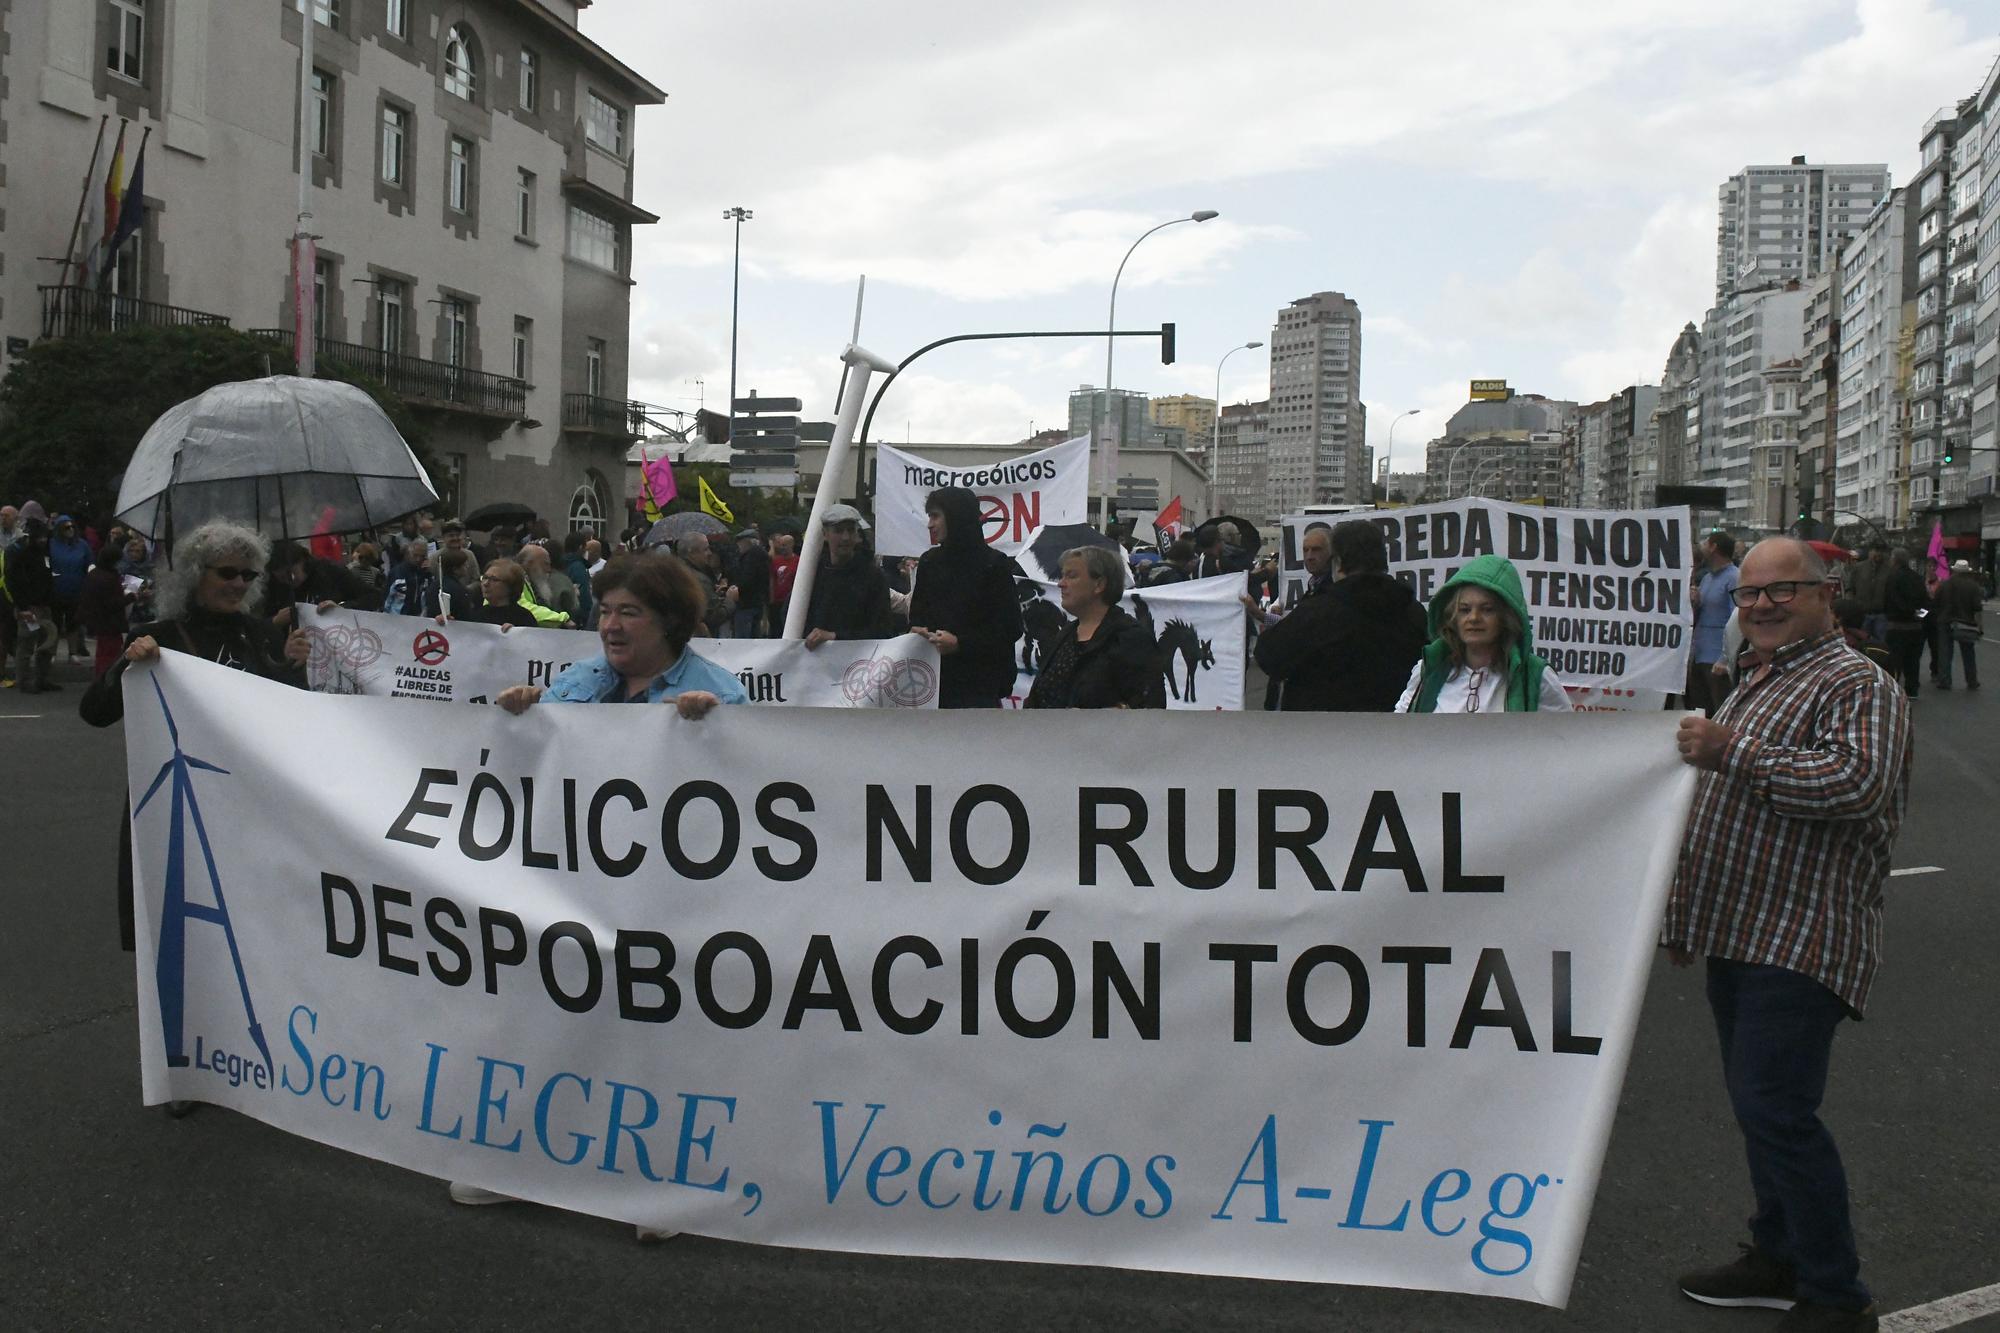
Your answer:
[1266,291,1366,512]
[1715,158,1892,300]
[1,0,664,529]
[1835,189,1917,526]
[1908,108,1962,512]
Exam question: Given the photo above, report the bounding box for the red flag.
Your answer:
[1153,495,1185,541]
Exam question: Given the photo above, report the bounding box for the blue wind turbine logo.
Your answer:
[135,674,272,1076]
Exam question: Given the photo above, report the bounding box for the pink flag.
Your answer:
[1926,519,1948,584]
[644,452,679,507]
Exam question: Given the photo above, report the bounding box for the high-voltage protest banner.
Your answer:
[300,607,942,709]
[1278,502,1694,696]
[128,653,1695,1306]
[1006,571,1247,711]
[872,435,1090,559]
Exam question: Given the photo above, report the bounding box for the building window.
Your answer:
[107,0,145,82]
[585,92,626,156]
[380,104,407,186]
[311,69,334,159]
[376,279,404,354]
[295,0,339,28]
[444,26,478,101]
[516,170,535,239]
[444,302,468,368]
[385,0,405,38]
[313,258,331,340]
[448,136,473,214]
[518,49,539,111]
[512,317,532,382]
[569,480,607,537]
[585,338,605,398]
[566,206,620,272]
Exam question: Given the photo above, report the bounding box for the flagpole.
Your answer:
[58,116,110,288]
[293,2,318,377]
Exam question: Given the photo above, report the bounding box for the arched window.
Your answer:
[569,476,606,537]
[444,26,478,101]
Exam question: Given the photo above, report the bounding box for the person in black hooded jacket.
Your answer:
[1255,519,1426,712]
[907,486,1025,708]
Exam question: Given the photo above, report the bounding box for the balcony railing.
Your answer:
[39,284,230,340]
[562,392,645,438]
[1949,280,1976,306]
[249,329,527,420]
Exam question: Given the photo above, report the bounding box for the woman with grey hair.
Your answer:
[81,520,311,956]
[1024,544,1165,709]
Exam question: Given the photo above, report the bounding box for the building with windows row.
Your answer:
[0,0,664,533]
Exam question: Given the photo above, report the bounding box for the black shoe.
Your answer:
[163,1100,199,1119]
[1774,1299,1878,1332]
[1679,1245,1797,1309]
[1937,680,1953,690]
[37,680,62,692]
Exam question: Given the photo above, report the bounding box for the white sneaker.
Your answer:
[635,1224,678,1244]
[448,1181,521,1206]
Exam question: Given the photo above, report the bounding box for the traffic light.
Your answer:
[1159,321,1176,365]
[1942,444,1955,465]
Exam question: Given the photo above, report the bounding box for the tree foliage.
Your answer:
[0,324,434,529]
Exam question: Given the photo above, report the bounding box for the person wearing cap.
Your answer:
[730,527,771,638]
[47,514,93,659]
[1935,558,1983,689]
[804,504,893,648]
[1395,554,1572,713]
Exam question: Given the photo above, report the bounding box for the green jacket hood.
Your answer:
[1426,553,1534,652]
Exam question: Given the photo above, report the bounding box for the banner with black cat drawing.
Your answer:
[1005,572,1246,711]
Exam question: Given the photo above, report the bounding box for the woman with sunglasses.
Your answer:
[1395,554,1573,714]
[80,521,311,965]
[457,557,540,628]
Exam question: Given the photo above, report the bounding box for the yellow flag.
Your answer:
[697,475,734,524]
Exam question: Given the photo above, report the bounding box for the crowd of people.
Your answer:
[9,478,1979,1327]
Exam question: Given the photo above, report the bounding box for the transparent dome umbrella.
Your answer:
[115,375,438,552]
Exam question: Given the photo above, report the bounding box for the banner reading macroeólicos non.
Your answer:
[873,436,1089,558]
[300,607,940,708]
[1006,571,1246,711]
[128,653,1693,1306]
[1277,502,1693,695]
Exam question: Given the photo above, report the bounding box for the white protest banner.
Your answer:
[128,654,1694,1306]
[873,436,1090,558]
[1278,503,1693,696]
[300,607,940,709]
[1008,571,1246,711]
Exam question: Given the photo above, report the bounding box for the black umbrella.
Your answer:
[1191,514,1262,552]
[1025,523,1123,582]
[463,502,538,530]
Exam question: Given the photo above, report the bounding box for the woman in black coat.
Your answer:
[81,520,310,952]
[907,486,1025,708]
[1025,545,1165,710]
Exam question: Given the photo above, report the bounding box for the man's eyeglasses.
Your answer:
[1729,580,1819,608]
[207,565,262,583]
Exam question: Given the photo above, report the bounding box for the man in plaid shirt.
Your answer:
[1665,537,1912,1333]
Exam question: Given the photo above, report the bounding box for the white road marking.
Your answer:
[1889,866,1944,878]
[0,714,45,719]
[1881,1280,2000,1332]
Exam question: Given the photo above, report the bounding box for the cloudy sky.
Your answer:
[583,0,1997,472]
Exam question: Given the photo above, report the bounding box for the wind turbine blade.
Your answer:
[150,674,180,746]
[185,757,231,776]
[133,760,175,816]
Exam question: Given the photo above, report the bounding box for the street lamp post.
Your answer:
[723,206,752,444]
[1098,209,1218,531]
[1209,339,1263,521]
[1380,408,1419,503]
[1445,439,1481,498]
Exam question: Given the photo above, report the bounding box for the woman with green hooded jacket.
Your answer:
[1395,553,1572,713]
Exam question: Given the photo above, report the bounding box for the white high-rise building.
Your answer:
[1835,190,1916,526]
[1265,291,1365,512]
[1964,61,1999,507]
[1709,284,1808,524]
[1715,158,1892,301]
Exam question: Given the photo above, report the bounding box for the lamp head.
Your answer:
[1191,210,1219,222]
[1247,340,1264,349]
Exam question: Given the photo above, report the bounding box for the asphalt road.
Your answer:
[2,646,1996,1331]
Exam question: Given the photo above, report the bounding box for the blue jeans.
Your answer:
[732,606,764,639]
[1705,958,1869,1309]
